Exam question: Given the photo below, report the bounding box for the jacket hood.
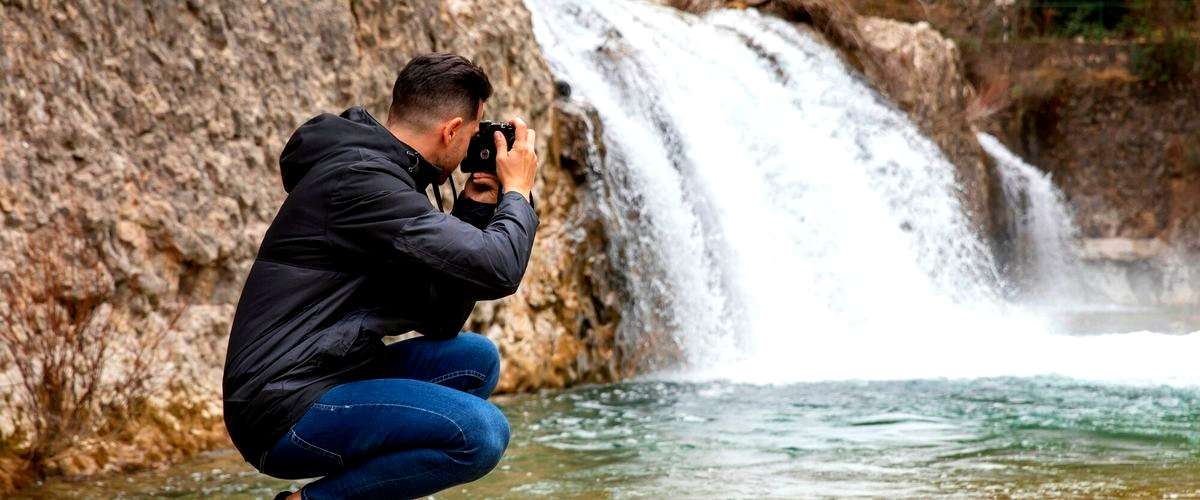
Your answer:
[278,106,443,193]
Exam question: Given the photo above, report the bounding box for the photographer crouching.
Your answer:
[222,53,539,499]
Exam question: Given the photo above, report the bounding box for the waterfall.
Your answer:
[978,132,1086,305]
[526,0,1200,385]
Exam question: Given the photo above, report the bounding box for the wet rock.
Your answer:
[1080,238,1167,262]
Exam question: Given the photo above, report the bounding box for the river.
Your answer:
[18,331,1200,497]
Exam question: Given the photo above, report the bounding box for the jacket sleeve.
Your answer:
[451,192,499,230]
[414,194,503,339]
[327,164,539,303]
[418,277,479,339]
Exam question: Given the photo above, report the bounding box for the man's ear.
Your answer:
[441,117,465,146]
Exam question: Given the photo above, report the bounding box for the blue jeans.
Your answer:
[258,332,510,499]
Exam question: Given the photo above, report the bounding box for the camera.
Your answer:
[461,121,517,174]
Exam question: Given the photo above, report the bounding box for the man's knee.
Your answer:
[459,332,499,370]
[455,401,510,479]
[458,332,501,391]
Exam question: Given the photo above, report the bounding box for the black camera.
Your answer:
[461,121,517,174]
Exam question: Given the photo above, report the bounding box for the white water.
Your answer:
[979,132,1086,304]
[526,0,1200,386]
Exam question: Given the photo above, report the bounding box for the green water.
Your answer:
[18,377,1200,498]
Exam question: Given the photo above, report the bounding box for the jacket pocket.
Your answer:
[327,310,366,360]
[320,309,369,365]
[262,311,369,393]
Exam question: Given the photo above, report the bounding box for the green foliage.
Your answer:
[1028,0,1197,41]
[1130,31,1199,83]
[1032,0,1130,39]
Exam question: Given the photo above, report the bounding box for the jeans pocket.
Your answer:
[260,429,344,480]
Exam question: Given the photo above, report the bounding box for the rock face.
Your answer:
[1078,237,1199,305]
[998,79,1200,248]
[0,0,620,488]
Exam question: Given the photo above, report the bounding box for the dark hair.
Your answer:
[388,53,492,129]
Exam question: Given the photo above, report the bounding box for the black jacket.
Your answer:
[222,106,538,467]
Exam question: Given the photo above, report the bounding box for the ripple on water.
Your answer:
[17,378,1200,498]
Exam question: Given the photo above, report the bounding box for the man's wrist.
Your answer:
[503,187,531,203]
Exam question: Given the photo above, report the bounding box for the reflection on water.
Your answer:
[18,377,1200,498]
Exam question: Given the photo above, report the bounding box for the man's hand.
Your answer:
[494,117,538,202]
[463,172,500,204]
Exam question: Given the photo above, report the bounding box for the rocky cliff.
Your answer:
[0,0,621,488]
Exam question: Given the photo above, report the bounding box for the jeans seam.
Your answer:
[341,468,441,499]
[334,402,467,445]
[312,402,352,410]
[429,369,487,385]
[289,429,344,467]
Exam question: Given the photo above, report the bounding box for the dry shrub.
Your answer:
[0,221,177,483]
[967,73,1013,124]
[0,228,110,472]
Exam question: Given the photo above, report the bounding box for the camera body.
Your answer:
[461,121,517,174]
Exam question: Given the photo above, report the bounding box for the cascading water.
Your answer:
[526,0,1200,385]
[978,132,1087,305]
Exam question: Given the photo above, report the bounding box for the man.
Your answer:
[222,53,539,499]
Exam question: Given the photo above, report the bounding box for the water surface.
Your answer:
[20,375,1200,498]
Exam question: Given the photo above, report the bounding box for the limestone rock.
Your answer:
[1080,238,1167,262]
